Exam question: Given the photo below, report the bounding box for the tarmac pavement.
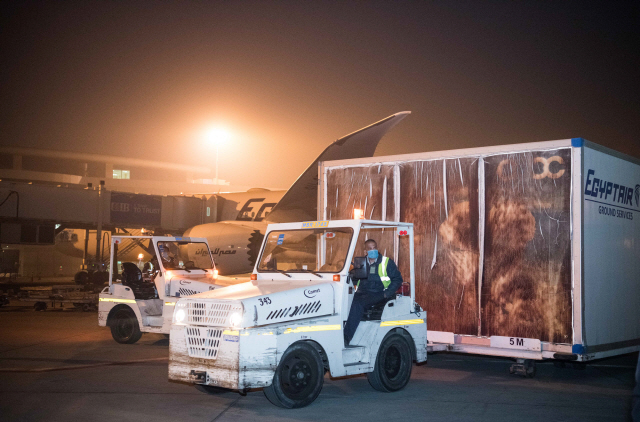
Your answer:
[0,301,636,422]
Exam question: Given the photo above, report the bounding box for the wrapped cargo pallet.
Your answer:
[319,138,640,366]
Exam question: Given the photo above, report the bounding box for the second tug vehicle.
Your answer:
[99,236,223,344]
[168,219,427,408]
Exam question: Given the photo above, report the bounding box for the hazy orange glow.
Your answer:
[202,125,232,146]
[1,2,638,192]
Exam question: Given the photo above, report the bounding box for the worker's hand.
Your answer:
[383,289,394,300]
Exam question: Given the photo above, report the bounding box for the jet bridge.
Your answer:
[0,180,207,260]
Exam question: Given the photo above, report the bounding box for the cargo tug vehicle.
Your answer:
[99,235,224,344]
[168,219,427,408]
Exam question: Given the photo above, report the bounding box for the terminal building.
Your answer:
[0,146,237,279]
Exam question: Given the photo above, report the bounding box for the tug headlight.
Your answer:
[175,309,186,324]
[229,311,242,327]
[173,302,187,325]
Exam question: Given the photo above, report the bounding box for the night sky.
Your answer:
[1,1,639,189]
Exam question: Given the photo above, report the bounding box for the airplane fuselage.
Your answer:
[55,191,285,274]
[184,190,285,275]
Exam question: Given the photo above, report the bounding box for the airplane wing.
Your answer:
[265,111,410,223]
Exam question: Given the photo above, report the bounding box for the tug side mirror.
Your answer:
[350,256,368,280]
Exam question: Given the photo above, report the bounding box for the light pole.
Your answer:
[204,126,231,185]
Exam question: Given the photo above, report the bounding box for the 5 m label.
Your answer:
[490,336,541,351]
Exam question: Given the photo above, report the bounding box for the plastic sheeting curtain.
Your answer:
[326,148,572,343]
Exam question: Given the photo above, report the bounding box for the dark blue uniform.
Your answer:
[344,255,403,344]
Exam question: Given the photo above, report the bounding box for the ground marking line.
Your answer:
[211,395,242,421]
[0,357,168,373]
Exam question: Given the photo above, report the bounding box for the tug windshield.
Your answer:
[156,241,214,271]
[258,228,353,273]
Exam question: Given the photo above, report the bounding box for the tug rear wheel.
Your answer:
[367,333,413,392]
[264,342,324,408]
[110,307,142,344]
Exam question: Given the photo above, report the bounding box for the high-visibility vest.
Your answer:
[378,256,391,288]
[357,256,391,289]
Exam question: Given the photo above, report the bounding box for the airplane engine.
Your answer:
[183,222,264,275]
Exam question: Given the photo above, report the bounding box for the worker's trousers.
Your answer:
[344,290,385,344]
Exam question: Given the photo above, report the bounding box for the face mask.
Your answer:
[367,249,379,259]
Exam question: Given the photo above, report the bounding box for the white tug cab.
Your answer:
[99,235,223,344]
[168,220,427,408]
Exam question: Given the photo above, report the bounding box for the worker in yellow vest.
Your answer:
[344,238,403,346]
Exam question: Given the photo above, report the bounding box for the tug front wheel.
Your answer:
[110,307,142,344]
[368,333,413,392]
[264,342,324,408]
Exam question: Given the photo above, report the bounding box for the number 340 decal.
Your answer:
[258,297,272,306]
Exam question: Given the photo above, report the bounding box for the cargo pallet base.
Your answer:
[320,135,640,374]
[18,285,98,312]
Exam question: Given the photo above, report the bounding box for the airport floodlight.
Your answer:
[203,125,232,184]
[204,126,231,145]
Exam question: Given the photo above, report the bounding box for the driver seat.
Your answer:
[361,296,394,321]
[121,262,157,299]
[360,283,409,321]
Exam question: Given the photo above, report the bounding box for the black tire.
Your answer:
[74,271,89,285]
[367,333,413,392]
[110,307,142,344]
[263,342,324,408]
[34,302,47,311]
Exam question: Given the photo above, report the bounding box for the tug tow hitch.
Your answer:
[189,370,206,382]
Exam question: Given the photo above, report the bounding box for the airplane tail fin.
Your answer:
[266,111,410,223]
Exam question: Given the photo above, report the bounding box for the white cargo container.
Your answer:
[319,138,640,375]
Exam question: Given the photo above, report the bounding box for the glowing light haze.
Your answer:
[1,2,638,189]
[202,126,232,147]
